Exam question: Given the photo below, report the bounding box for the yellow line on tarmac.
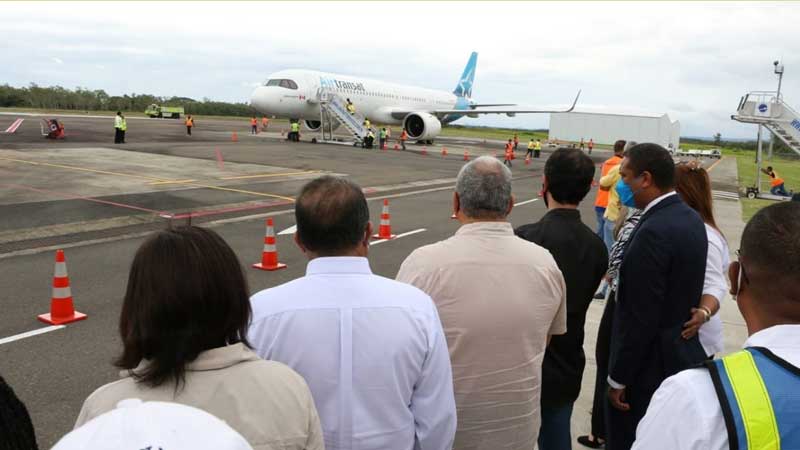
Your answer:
[219,170,320,180]
[148,179,197,185]
[707,156,725,172]
[0,156,295,201]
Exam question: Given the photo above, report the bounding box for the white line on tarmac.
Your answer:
[278,224,297,235]
[514,198,539,206]
[370,228,427,246]
[0,325,65,346]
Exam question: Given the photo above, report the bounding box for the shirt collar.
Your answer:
[643,191,677,214]
[454,221,514,236]
[306,256,373,276]
[122,343,259,378]
[543,208,581,221]
[744,324,800,348]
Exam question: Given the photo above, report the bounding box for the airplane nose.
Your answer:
[250,86,270,113]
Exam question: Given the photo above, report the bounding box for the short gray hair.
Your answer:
[456,156,512,219]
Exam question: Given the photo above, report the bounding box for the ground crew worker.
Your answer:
[504,139,514,168]
[513,133,519,151]
[363,129,375,149]
[534,139,542,158]
[290,120,300,142]
[346,98,355,115]
[526,138,535,159]
[261,116,269,131]
[363,118,371,130]
[762,166,790,196]
[250,116,258,135]
[400,129,408,150]
[119,113,127,143]
[114,111,124,144]
[580,137,585,151]
[185,115,194,136]
[379,128,387,149]
[588,138,594,154]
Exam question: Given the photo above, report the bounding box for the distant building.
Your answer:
[549,110,680,150]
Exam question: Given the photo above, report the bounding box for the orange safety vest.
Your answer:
[769,171,785,187]
[595,155,622,207]
[185,118,193,127]
[261,117,268,125]
[400,130,408,141]
[505,143,514,159]
[250,118,257,126]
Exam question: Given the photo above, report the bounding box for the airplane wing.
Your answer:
[433,90,581,117]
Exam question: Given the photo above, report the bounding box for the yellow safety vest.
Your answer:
[528,141,535,149]
[291,122,299,132]
[120,119,127,131]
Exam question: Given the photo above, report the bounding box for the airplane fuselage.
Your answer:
[251,69,467,125]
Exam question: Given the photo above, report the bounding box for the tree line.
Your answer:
[0,83,256,117]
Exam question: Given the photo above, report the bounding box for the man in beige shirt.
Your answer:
[397,156,567,450]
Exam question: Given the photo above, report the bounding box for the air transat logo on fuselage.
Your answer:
[320,77,366,92]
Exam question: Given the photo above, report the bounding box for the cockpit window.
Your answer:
[264,79,298,90]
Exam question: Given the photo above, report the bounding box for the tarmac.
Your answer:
[0,112,748,448]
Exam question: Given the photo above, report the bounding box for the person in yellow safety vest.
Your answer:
[762,166,790,196]
[526,138,535,159]
[290,121,300,142]
[363,118,371,130]
[261,116,269,131]
[400,129,408,150]
[346,98,356,115]
[631,202,800,450]
[503,139,514,168]
[119,113,127,143]
[250,116,258,135]
[114,111,124,144]
[534,139,542,158]
[185,115,194,136]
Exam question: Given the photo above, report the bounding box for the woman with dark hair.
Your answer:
[74,226,323,450]
[0,375,39,450]
[675,160,729,358]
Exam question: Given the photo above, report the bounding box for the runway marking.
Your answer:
[1,183,167,214]
[514,198,539,207]
[370,228,427,246]
[706,157,725,172]
[278,224,297,235]
[148,179,197,185]
[0,325,65,346]
[220,170,321,180]
[0,156,295,201]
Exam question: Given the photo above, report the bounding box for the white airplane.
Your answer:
[250,52,579,143]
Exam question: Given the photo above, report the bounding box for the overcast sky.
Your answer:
[2,1,798,138]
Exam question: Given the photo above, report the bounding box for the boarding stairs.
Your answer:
[732,91,800,157]
[316,87,369,144]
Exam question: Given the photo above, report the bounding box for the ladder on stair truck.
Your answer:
[315,87,370,146]
[732,91,799,200]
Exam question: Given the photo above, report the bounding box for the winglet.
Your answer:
[564,90,581,113]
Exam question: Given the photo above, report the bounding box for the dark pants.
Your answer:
[538,403,575,450]
[534,149,541,158]
[590,293,615,439]
[252,125,258,134]
[504,158,512,167]
[771,184,789,196]
[187,126,192,135]
[605,384,655,450]
[526,149,533,158]
[114,128,122,143]
[401,140,406,150]
[589,146,593,154]
[379,138,385,149]
[120,130,125,143]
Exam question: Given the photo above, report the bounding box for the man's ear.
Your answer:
[507,194,515,216]
[453,191,461,215]
[729,262,740,296]
[294,232,306,253]
[640,171,654,190]
[364,222,374,245]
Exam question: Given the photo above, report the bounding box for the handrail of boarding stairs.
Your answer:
[316,87,366,141]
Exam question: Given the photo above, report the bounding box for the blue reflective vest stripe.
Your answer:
[706,347,800,450]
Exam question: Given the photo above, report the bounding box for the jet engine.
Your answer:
[304,120,340,133]
[403,112,442,142]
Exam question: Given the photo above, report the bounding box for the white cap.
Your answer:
[52,399,253,450]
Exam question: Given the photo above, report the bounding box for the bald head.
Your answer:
[456,156,513,220]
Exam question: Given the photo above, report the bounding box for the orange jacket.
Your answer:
[400,130,408,141]
[185,118,193,127]
[250,118,257,126]
[261,117,269,125]
[505,143,514,159]
[594,155,622,208]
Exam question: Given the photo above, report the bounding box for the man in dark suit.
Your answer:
[606,143,708,450]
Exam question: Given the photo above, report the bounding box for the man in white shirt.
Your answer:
[633,201,800,449]
[249,176,456,450]
[397,156,567,450]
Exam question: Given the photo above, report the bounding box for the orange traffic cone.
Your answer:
[372,199,397,240]
[421,146,428,156]
[231,131,238,142]
[38,250,87,325]
[252,218,287,271]
[450,212,457,219]
[525,155,531,165]
[463,151,470,161]
[393,143,399,150]
[441,146,448,156]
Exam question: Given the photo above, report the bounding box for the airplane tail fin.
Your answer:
[453,52,477,99]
